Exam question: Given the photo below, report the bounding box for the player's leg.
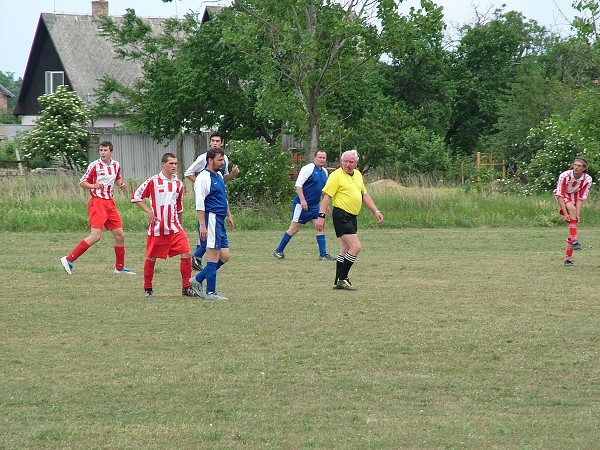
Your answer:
[192,220,207,270]
[275,202,303,258]
[310,218,332,260]
[565,201,581,250]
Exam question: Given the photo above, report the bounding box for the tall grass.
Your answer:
[2,174,599,231]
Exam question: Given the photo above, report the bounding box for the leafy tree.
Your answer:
[447,9,548,156]
[0,71,22,123]
[19,85,89,170]
[219,0,383,157]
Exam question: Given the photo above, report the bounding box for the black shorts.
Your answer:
[332,207,358,238]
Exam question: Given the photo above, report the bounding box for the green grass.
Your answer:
[2,174,600,231]
[2,228,600,448]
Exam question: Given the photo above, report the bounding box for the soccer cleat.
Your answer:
[205,291,228,300]
[333,278,357,291]
[144,288,154,298]
[188,277,204,298]
[273,251,285,259]
[182,287,200,297]
[192,255,203,271]
[571,241,582,251]
[319,253,335,261]
[564,259,574,267]
[60,256,73,275]
[114,267,136,275]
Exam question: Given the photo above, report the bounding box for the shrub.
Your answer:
[225,140,294,206]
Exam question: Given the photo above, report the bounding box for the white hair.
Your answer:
[341,150,359,162]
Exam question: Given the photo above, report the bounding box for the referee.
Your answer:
[316,150,383,290]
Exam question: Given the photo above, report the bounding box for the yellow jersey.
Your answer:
[322,167,367,216]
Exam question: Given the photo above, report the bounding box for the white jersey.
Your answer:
[184,153,230,178]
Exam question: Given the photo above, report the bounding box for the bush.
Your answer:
[225,140,294,206]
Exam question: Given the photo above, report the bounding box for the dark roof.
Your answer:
[15,6,222,115]
[41,13,164,100]
[0,84,15,97]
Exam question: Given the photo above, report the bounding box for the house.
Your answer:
[14,1,222,128]
[0,84,15,113]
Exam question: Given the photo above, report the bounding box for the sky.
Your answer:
[1,0,579,79]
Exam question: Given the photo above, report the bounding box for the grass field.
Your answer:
[1,228,599,448]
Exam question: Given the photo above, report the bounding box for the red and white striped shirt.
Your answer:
[131,172,185,236]
[553,169,593,202]
[80,158,122,200]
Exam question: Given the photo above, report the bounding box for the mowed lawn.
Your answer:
[1,228,599,448]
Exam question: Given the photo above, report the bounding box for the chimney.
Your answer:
[92,0,108,18]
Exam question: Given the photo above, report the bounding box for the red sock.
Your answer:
[68,240,90,262]
[114,246,125,271]
[569,219,578,241]
[144,259,156,290]
[180,257,192,288]
[566,237,573,259]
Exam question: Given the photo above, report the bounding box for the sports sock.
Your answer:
[340,252,357,281]
[276,232,292,253]
[316,234,326,257]
[217,259,225,270]
[565,237,574,260]
[143,259,156,290]
[335,255,344,284]
[569,219,578,241]
[114,245,125,271]
[68,240,90,262]
[180,257,192,288]
[204,261,218,293]
[194,242,207,259]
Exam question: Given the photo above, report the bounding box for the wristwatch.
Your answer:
[318,212,326,218]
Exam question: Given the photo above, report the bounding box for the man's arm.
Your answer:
[315,194,331,232]
[362,193,384,224]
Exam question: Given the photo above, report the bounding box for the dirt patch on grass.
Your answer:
[367,179,405,193]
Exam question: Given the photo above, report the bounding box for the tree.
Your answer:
[447,9,548,156]
[222,0,384,157]
[0,71,22,123]
[20,85,89,170]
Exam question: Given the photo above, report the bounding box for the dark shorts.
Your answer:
[332,207,357,238]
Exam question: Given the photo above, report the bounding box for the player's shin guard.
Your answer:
[569,219,578,240]
[276,232,292,253]
[335,255,344,284]
[316,234,326,257]
[340,252,357,281]
[114,245,125,271]
[204,261,218,293]
[68,240,90,262]
[180,257,192,288]
[566,237,574,259]
[144,259,156,290]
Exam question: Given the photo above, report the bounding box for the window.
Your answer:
[45,71,65,94]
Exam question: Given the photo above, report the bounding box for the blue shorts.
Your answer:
[291,200,319,225]
[204,212,229,250]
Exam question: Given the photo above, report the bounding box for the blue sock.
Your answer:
[205,261,218,293]
[316,234,326,257]
[276,232,292,253]
[194,242,206,259]
[217,259,225,270]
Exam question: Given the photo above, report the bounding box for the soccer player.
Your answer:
[553,157,592,267]
[131,153,197,298]
[316,150,383,290]
[60,141,135,275]
[189,148,234,300]
[274,150,334,260]
[184,132,239,270]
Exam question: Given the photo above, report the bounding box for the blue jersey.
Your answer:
[194,169,228,216]
[294,163,328,206]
